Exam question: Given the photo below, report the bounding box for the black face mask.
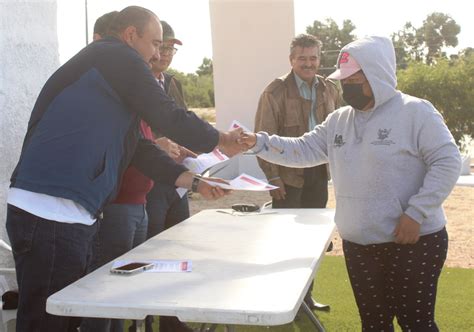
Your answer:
[342,83,373,110]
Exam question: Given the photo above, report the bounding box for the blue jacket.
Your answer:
[10,37,219,217]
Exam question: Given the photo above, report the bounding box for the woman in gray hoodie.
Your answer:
[242,36,461,331]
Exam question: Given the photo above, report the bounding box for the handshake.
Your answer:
[217,127,257,157]
[159,127,257,162]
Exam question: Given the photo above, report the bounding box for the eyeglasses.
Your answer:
[159,46,178,56]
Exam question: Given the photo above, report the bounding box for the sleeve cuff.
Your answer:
[404,206,427,225]
[250,133,267,154]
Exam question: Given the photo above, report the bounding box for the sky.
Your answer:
[57,0,472,74]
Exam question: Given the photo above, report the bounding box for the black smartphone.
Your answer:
[231,203,260,212]
[110,262,154,275]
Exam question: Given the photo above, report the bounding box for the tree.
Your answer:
[196,57,213,76]
[458,47,474,58]
[392,12,460,65]
[421,12,460,64]
[397,53,474,150]
[306,18,357,75]
[167,67,215,108]
[392,22,424,68]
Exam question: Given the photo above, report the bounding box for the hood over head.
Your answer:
[329,36,398,110]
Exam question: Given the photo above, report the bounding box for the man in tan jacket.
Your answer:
[254,34,340,310]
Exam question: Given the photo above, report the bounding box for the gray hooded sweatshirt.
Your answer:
[253,36,461,245]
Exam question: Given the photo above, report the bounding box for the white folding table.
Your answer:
[456,174,474,187]
[47,208,335,331]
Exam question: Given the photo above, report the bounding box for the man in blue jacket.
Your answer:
[6,6,242,331]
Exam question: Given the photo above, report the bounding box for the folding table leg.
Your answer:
[301,301,326,332]
[199,323,218,332]
[135,319,145,332]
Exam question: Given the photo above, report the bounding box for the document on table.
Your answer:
[112,260,192,273]
[201,173,278,191]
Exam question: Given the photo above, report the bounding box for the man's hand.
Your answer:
[269,178,286,200]
[174,172,231,200]
[174,171,231,200]
[238,132,257,149]
[155,137,180,160]
[197,177,231,200]
[218,128,246,157]
[175,146,198,164]
[394,213,420,244]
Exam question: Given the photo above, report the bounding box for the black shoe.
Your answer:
[304,296,330,312]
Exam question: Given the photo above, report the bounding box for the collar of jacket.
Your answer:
[279,71,328,99]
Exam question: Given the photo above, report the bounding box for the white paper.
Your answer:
[201,173,278,191]
[149,260,192,272]
[112,260,192,273]
[177,148,229,197]
[182,148,229,175]
[229,119,251,133]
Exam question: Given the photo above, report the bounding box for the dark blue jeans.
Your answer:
[146,184,189,239]
[143,185,190,331]
[90,203,148,271]
[81,203,148,332]
[6,204,97,332]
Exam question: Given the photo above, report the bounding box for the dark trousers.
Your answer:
[272,165,328,297]
[6,204,97,332]
[272,165,328,209]
[146,184,190,239]
[81,204,148,332]
[343,228,448,332]
[139,185,190,332]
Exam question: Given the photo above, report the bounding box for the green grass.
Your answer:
[127,256,474,331]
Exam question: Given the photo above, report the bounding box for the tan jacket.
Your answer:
[254,71,340,188]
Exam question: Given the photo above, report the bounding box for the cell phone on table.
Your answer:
[110,262,154,275]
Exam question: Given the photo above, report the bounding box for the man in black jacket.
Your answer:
[6,6,242,331]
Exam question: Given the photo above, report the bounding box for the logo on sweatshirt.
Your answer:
[334,134,345,147]
[371,128,395,145]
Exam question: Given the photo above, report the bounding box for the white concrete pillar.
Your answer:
[0,0,59,266]
[209,0,295,179]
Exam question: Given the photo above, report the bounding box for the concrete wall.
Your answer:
[209,0,295,179]
[0,0,59,267]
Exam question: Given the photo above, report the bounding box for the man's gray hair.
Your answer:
[290,34,322,57]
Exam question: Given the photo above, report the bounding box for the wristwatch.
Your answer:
[191,174,202,193]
